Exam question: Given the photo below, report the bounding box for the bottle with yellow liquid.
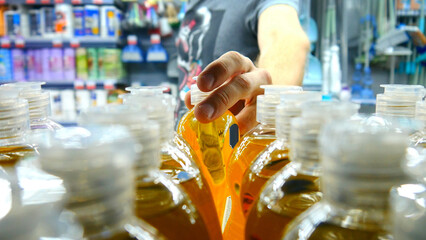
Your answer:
[79,107,211,240]
[282,118,408,240]
[246,101,359,240]
[225,85,302,239]
[0,89,34,168]
[1,82,62,146]
[123,86,221,239]
[177,83,240,231]
[38,126,165,240]
[240,91,322,217]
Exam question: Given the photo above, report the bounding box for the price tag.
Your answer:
[41,0,50,4]
[26,0,36,4]
[93,0,103,4]
[0,0,6,5]
[0,38,11,48]
[52,39,63,48]
[15,38,25,48]
[71,0,82,4]
[54,0,64,3]
[70,39,80,48]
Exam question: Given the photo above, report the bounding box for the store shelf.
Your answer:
[396,9,421,17]
[352,98,376,105]
[42,80,122,89]
[1,37,122,48]
[0,0,114,5]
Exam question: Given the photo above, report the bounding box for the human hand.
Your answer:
[184,51,272,134]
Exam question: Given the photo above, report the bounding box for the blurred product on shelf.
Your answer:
[0,47,124,83]
[0,4,121,39]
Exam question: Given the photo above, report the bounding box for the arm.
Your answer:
[257,4,310,86]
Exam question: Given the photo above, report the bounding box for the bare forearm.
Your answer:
[257,5,310,86]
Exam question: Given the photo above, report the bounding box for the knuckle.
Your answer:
[233,75,251,91]
[215,89,231,107]
[259,69,272,84]
[226,51,244,64]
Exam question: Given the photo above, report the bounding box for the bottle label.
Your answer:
[229,123,239,148]
[222,196,232,233]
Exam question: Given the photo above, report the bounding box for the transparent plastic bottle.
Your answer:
[282,119,408,240]
[38,126,165,240]
[122,87,221,240]
[177,83,240,230]
[225,85,302,239]
[246,101,359,240]
[0,168,80,240]
[1,82,62,146]
[79,108,211,240]
[390,129,426,240]
[240,91,322,217]
[0,88,34,167]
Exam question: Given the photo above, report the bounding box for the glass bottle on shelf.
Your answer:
[282,118,408,240]
[225,85,302,239]
[122,87,222,240]
[240,91,322,217]
[246,101,359,240]
[177,83,239,229]
[38,126,165,240]
[78,107,211,240]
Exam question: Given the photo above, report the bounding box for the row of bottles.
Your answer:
[1,80,426,240]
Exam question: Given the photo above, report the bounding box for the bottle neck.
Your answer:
[322,170,406,223]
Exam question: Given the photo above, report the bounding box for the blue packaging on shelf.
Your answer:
[41,7,56,36]
[73,7,85,36]
[29,10,42,36]
[4,11,16,36]
[101,6,116,37]
[84,5,100,36]
[0,49,13,82]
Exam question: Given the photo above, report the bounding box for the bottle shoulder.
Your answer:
[249,139,290,174]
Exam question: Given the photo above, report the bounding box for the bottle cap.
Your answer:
[276,91,322,140]
[289,101,360,174]
[376,84,425,118]
[2,82,50,122]
[190,81,212,106]
[320,119,408,208]
[78,105,161,173]
[256,85,303,125]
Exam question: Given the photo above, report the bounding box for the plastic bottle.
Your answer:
[246,101,359,240]
[282,118,408,239]
[224,85,302,239]
[122,86,222,240]
[78,106,211,240]
[84,5,100,36]
[1,82,62,146]
[54,4,73,38]
[376,84,425,118]
[76,48,88,81]
[0,49,12,82]
[40,48,50,81]
[73,7,85,37]
[100,6,117,38]
[63,48,75,81]
[390,136,426,240]
[351,63,363,99]
[11,49,25,82]
[87,48,99,80]
[38,126,165,240]
[177,83,240,230]
[49,48,64,81]
[0,87,33,167]
[240,91,322,217]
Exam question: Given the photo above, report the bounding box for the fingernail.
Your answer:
[200,74,214,89]
[198,103,215,120]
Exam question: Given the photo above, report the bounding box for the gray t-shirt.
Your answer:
[176,0,299,120]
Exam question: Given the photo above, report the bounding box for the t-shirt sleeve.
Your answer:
[245,0,299,35]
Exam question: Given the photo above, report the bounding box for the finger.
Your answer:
[197,51,256,92]
[184,90,194,109]
[194,69,271,123]
[229,100,245,116]
[235,103,258,135]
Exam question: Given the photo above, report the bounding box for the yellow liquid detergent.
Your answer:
[177,108,239,230]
